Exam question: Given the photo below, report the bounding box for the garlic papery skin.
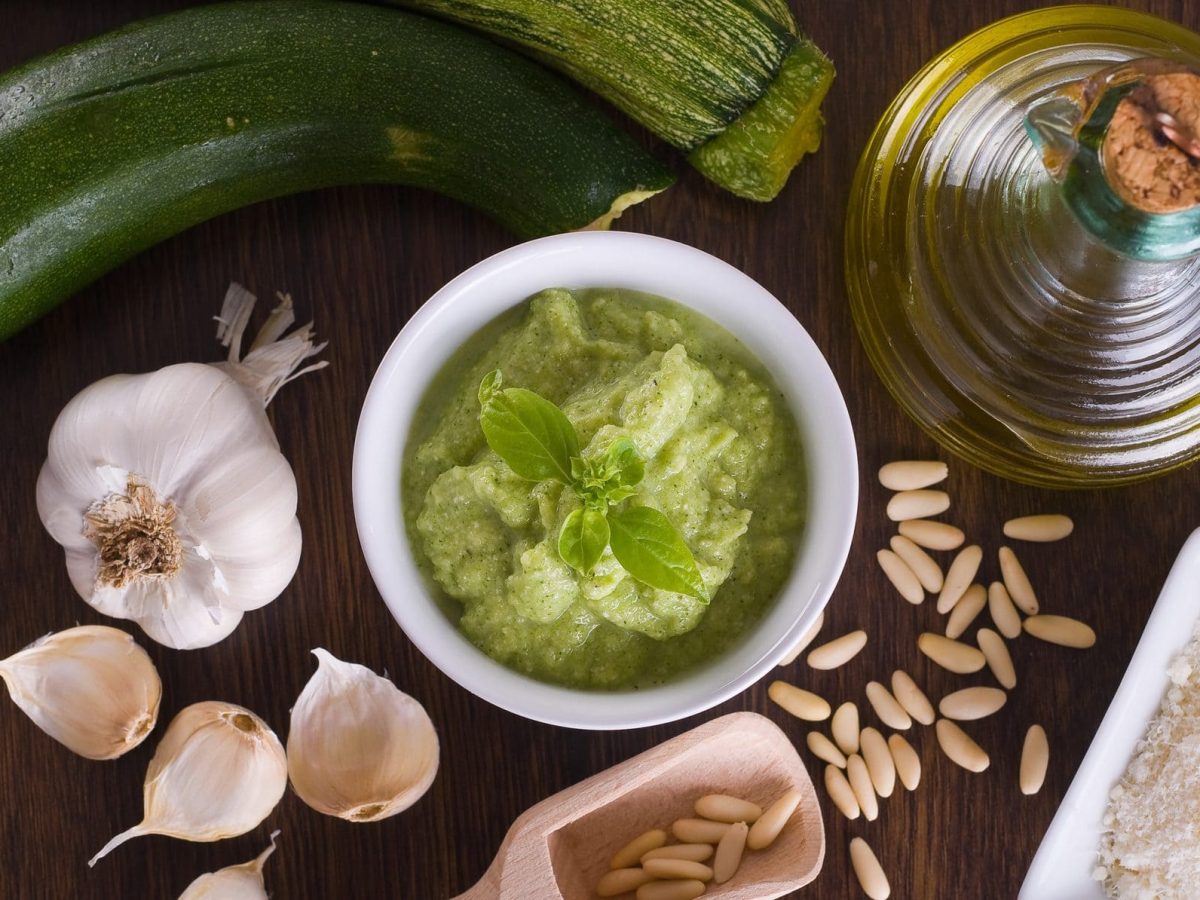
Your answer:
[287,649,439,822]
[90,701,287,866]
[0,625,160,760]
[178,830,280,900]
[36,284,325,650]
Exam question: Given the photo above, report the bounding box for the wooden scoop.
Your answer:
[453,711,824,899]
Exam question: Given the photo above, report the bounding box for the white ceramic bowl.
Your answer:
[353,232,857,730]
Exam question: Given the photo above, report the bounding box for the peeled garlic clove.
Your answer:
[178,830,280,900]
[90,701,287,866]
[0,625,160,760]
[287,648,439,822]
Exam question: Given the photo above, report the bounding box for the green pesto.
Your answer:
[403,288,805,689]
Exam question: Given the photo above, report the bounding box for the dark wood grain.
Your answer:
[3,1,1199,897]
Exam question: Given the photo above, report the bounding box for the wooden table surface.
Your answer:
[3,1,1198,897]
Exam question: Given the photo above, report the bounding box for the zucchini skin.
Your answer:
[0,1,672,339]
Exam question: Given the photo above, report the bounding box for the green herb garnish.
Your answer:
[478,370,709,602]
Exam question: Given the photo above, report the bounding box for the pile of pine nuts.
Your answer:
[595,790,802,899]
[768,459,1094,899]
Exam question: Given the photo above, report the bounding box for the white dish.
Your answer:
[353,231,858,730]
[1020,527,1200,899]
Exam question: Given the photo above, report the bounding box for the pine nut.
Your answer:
[889,534,944,592]
[1020,724,1049,795]
[768,681,830,722]
[642,845,713,863]
[1003,514,1074,542]
[846,754,879,821]
[888,733,921,791]
[642,859,713,881]
[865,681,912,730]
[832,702,861,755]
[987,581,1022,639]
[999,546,1039,615]
[807,731,847,768]
[694,794,762,824]
[937,545,983,613]
[671,819,730,844]
[636,880,706,900]
[825,764,860,820]
[850,837,892,900]
[598,868,655,897]
[977,628,1017,689]
[860,727,896,798]
[747,790,802,850]
[935,719,990,772]
[877,548,924,604]
[887,489,950,522]
[611,830,668,869]
[808,631,868,670]
[712,821,748,884]
[1023,614,1096,649]
[779,611,825,666]
[939,686,1007,721]
[945,583,986,639]
[890,669,935,725]
[898,519,965,551]
[918,632,986,674]
[878,459,948,491]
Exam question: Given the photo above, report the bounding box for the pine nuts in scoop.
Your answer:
[1003,514,1074,542]
[1020,724,1049,795]
[612,829,669,869]
[865,681,912,730]
[977,628,1017,689]
[1023,614,1097,649]
[779,611,825,666]
[832,702,861,755]
[825,764,861,820]
[641,859,714,881]
[878,459,948,491]
[747,790,802,850]
[935,719,990,772]
[598,867,655,896]
[850,836,892,899]
[642,844,714,863]
[636,880,706,900]
[694,794,762,824]
[808,631,868,670]
[768,681,830,722]
[998,546,1039,615]
[672,818,730,844]
[886,489,950,522]
[860,727,897,798]
[847,754,879,821]
[918,632,986,674]
[889,534,944,593]
[945,583,986,639]
[877,548,924,604]
[807,731,847,768]
[887,733,921,791]
[890,669,935,725]
[937,544,983,613]
[939,687,1007,721]
[898,518,965,551]
[987,581,1023,639]
[712,821,748,883]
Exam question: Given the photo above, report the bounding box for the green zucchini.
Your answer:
[0,1,672,340]
[385,0,834,200]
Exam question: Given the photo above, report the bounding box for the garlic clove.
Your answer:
[90,701,287,866]
[0,625,161,760]
[178,830,280,900]
[287,648,439,822]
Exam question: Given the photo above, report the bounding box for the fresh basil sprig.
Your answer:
[478,370,708,602]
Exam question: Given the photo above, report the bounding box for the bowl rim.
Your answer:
[352,231,858,730]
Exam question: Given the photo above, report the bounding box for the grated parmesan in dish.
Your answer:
[1096,630,1200,898]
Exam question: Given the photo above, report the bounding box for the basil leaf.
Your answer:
[604,437,645,488]
[608,506,708,602]
[478,371,580,483]
[558,507,610,575]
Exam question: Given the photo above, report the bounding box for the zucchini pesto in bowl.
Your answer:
[402,288,806,689]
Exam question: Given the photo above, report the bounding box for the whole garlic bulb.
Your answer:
[178,830,279,900]
[90,700,287,866]
[0,625,160,760]
[36,284,326,649]
[287,649,439,822]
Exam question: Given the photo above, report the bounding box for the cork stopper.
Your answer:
[1102,72,1200,214]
